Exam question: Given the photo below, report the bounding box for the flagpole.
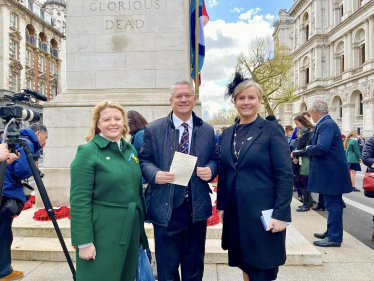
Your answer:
[195,0,200,100]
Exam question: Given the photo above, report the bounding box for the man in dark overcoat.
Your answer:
[139,80,219,281]
[306,101,352,247]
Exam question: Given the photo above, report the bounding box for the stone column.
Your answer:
[343,0,347,17]
[369,16,374,60]
[315,0,322,34]
[315,46,323,80]
[309,50,313,82]
[344,35,349,71]
[347,30,353,69]
[329,0,334,28]
[366,20,370,61]
[330,42,335,77]
[346,0,352,16]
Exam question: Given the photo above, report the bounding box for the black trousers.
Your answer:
[0,198,14,278]
[153,198,207,281]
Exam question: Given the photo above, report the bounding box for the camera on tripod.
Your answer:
[0,89,47,123]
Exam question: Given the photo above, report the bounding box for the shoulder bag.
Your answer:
[363,169,374,198]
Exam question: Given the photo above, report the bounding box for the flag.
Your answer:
[190,0,209,84]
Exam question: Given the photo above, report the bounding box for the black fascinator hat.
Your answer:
[226,71,249,100]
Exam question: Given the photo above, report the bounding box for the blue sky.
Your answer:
[200,0,295,114]
[208,0,295,22]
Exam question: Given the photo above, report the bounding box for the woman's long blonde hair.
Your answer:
[85,101,129,142]
[344,130,358,150]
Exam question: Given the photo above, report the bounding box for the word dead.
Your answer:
[106,19,145,29]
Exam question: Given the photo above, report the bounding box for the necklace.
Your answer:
[233,124,245,160]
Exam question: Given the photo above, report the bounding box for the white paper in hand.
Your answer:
[169,152,198,187]
[261,209,290,230]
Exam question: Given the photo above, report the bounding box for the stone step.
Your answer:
[11,225,322,266]
[12,207,222,239]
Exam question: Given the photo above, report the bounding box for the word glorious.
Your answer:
[89,0,161,12]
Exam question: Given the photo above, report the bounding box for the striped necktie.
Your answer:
[180,123,189,154]
[180,123,189,196]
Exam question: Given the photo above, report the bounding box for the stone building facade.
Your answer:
[273,0,374,137]
[0,0,66,117]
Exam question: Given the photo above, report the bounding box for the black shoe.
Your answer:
[311,200,317,204]
[297,206,310,212]
[343,201,347,208]
[297,196,303,202]
[314,231,327,239]
[352,187,360,192]
[312,206,325,211]
[313,237,341,247]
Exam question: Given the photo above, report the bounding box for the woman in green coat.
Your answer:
[344,130,362,192]
[70,101,149,281]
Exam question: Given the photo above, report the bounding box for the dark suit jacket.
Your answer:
[306,115,352,195]
[217,115,293,269]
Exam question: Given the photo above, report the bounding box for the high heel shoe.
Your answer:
[312,206,325,211]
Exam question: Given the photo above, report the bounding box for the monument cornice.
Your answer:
[292,34,327,58]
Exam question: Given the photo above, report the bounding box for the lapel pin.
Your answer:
[247,137,253,141]
[106,157,110,160]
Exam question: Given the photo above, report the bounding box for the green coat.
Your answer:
[70,134,148,281]
[346,139,362,164]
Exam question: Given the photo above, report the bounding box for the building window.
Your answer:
[359,94,363,115]
[38,56,44,72]
[38,83,44,96]
[11,14,17,28]
[341,55,345,73]
[57,20,61,31]
[306,68,310,84]
[10,41,17,60]
[341,5,344,18]
[26,50,31,67]
[10,74,18,92]
[361,44,366,65]
[306,25,309,41]
[50,62,55,76]
[359,0,364,8]
[26,79,32,89]
[339,98,343,118]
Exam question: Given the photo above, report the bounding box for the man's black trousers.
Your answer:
[0,197,14,278]
[153,198,207,281]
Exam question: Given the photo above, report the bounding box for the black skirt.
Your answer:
[348,163,361,171]
[227,187,279,281]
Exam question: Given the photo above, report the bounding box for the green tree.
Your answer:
[236,36,295,116]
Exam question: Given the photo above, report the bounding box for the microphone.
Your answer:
[23,89,48,102]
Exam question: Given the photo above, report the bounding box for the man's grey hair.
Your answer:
[30,123,47,133]
[310,101,329,115]
[170,80,195,97]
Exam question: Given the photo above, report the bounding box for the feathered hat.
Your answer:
[226,71,249,100]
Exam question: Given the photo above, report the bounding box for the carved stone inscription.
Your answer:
[85,0,165,15]
[104,15,147,33]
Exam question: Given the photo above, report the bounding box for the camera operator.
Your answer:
[0,123,47,280]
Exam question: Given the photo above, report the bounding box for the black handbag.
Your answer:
[0,197,24,219]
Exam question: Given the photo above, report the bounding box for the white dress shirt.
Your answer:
[173,113,193,154]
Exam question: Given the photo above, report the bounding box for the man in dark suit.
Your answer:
[306,101,352,247]
[139,81,219,281]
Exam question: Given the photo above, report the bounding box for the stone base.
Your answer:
[40,88,201,208]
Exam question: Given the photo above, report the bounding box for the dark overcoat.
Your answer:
[217,116,293,269]
[305,115,352,195]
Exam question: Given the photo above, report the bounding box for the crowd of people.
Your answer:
[1,74,374,281]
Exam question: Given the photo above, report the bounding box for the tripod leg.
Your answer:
[22,141,76,281]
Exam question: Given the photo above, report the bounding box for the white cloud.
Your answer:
[230,7,244,13]
[208,0,218,8]
[265,13,275,21]
[200,9,275,115]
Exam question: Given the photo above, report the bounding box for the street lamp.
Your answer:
[53,73,59,99]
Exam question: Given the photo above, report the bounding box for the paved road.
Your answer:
[294,164,374,250]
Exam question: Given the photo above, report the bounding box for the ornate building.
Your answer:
[0,0,66,117]
[273,0,374,137]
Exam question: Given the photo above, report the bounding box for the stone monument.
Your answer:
[37,0,199,207]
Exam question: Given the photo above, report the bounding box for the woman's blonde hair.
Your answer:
[85,101,129,142]
[232,80,263,103]
[344,130,358,150]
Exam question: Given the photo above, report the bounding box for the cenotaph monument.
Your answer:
[38,0,200,207]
